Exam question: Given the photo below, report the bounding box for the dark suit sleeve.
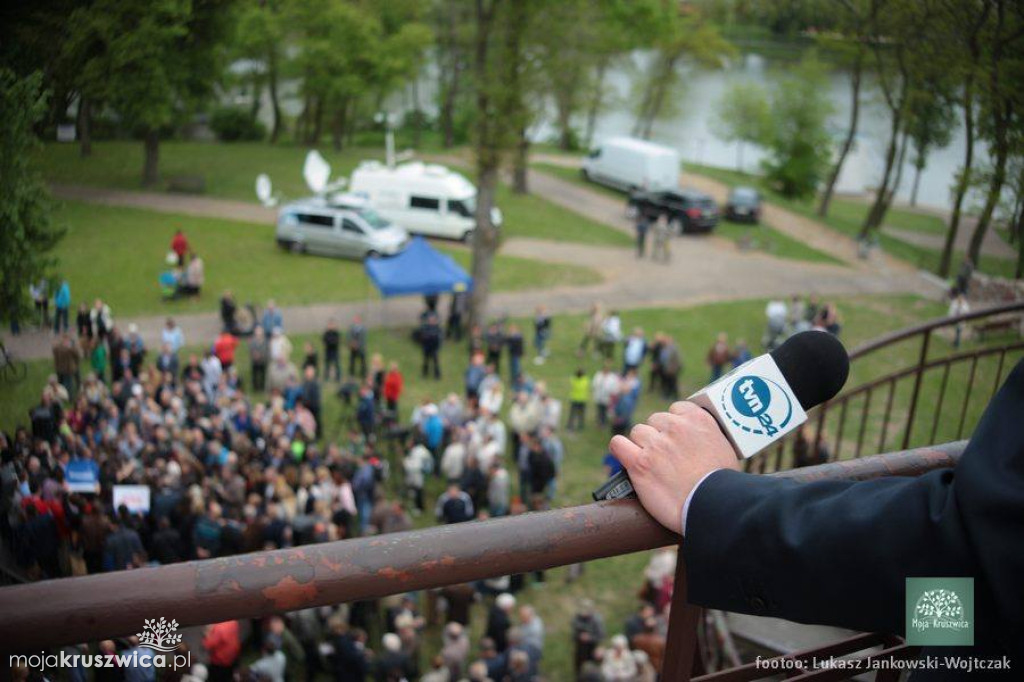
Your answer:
[683,359,1024,653]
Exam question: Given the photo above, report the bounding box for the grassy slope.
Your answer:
[686,163,1018,279]
[47,201,601,319]
[39,141,631,248]
[531,162,845,266]
[5,293,1018,676]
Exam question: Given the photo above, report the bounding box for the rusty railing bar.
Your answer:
[878,377,897,453]
[0,442,967,653]
[930,361,953,443]
[855,388,873,459]
[957,355,980,440]
[848,301,1024,360]
[832,399,847,461]
[901,328,931,449]
[991,348,1007,401]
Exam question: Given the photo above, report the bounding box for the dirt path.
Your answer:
[4,177,941,362]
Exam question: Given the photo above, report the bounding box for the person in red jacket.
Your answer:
[202,620,241,682]
[170,230,189,266]
[383,361,404,413]
[213,331,239,370]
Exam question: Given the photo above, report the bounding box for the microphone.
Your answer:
[593,331,850,501]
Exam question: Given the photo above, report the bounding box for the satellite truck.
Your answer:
[256,118,501,245]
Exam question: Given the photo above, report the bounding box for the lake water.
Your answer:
[263,48,986,212]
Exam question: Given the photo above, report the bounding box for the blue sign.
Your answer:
[65,459,100,493]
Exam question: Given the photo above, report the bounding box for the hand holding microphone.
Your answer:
[604,331,850,535]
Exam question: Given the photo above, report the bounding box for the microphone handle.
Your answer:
[592,469,637,501]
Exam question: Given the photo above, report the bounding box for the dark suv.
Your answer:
[627,188,719,234]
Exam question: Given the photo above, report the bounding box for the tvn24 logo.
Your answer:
[720,374,795,438]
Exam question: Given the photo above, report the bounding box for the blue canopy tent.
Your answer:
[364,237,472,298]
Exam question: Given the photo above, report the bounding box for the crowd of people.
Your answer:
[2,282,848,681]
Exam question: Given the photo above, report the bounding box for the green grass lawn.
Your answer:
[39,141,632,248]
[49,200,601,318]
[531,162,845,266]
[5,292,1018,676]
[685,162,1018,279]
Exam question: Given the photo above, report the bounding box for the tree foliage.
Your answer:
[712,81,771,170]
[0,70,65,324]
[760,55,833,199]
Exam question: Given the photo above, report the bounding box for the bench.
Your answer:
[973,315,1022,341]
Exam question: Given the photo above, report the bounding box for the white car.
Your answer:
[582,136,681,193]
[275,194,409,260]
[349,161,502,242]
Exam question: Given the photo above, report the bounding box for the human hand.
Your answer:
[609,401,739,535]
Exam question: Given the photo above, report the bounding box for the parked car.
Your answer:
[349,161,502,242]
[725,186,763,223]
[275,194,409,260]
[627,188,720,234]
[581,136,680,193]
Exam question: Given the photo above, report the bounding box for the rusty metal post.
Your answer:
[901,328,931,449]
[662,547,703,681]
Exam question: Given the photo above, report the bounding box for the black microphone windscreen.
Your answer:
[769,331,850,410]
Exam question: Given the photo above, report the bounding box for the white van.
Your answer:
[349,161,502,242]
[581,137,681,193]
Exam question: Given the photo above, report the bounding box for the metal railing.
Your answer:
[747,301,1023,474]
[0,441,966,682]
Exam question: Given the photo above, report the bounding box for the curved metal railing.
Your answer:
[0,440,966,682]
[747,301,1023,474]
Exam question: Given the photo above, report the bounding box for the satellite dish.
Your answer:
[303,150,332,195]
[255,173,277,207]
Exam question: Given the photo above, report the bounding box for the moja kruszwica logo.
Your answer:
[136,617,183,653]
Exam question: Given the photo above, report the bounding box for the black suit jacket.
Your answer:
[684,359,1024,674]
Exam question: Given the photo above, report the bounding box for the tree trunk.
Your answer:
[966,0,1009,267]
[909,159,924,207]
[468,0,501,329]
[584,56,609,148]
[940,79,975,277]
[513,127,529,194]
[250,72,262,121]
[860,91,904,237]
[880,129,911,219]
[309,97,324,145]
[295,95,310,145]
[268,48,282,143]
[142,129,160,187]
[470,164,500,326]
[77,96,92,158]
[818,48,862,217]
[330,99,349,152]
[1014,197,1024,279]
[411,77,422,148]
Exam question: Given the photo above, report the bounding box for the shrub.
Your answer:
[210,106,266,142]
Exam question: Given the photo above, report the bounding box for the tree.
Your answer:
[632,6,733,140]
[233,0,285,142]
[938,0,992,278]
[66,0,234,186]
[0,70,65,326]
[816,0,876,218]
[433,0,474,148]
[760,55,834,200]
[905,85,957,207]
[467,0,533,327]
[964,0,1024,267]
[712,82,770,172]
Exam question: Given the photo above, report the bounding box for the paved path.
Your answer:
[51,184,276,225]
[3,174,941,362]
